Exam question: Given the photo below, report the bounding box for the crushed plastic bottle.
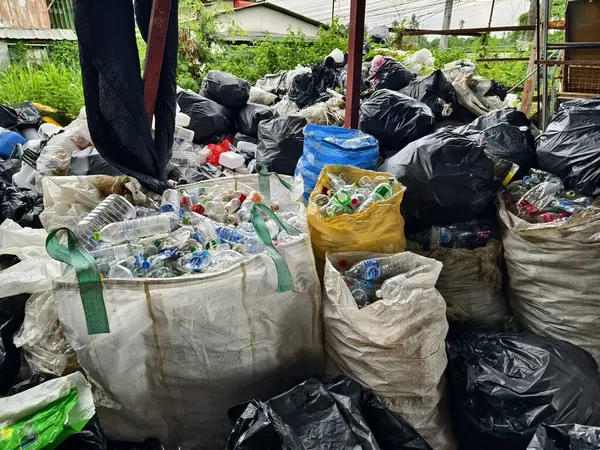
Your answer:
[345,253,418,282]
[160,189,179,214]
[215,226,264,254]
[409,221,494,250]
[356,179,394,213]
[342,276,379,308]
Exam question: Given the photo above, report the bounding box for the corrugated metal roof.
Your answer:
[0,28,77,40]
[0,0,50,29]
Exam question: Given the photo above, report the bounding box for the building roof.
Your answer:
[0,28,77,40]
[216,2,327,29]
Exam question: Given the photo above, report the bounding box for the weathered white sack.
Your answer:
[49,174,324,450]
[323,252,455,450]
[499,200,600,364]
[410,239,511,327]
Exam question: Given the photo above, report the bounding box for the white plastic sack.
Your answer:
[499,199,600,364]
[249,86,277,106]
[404,48,434,74]
[50,174,323,449]
[409,239,511,327]
[0,220,61,297]
[298,96,345,126]
[323,252,455,450]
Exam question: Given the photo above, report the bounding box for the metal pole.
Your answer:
[143,0,173,124]
[487,0,497,28]
[440,0,453,50]
[541,0,550,129]
[344,0,366,129]
[331,0,335,23]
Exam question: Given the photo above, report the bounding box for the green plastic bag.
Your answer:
[0,373,95,450]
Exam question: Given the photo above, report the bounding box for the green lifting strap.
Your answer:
[256,162,271,201]
[250,203,297,293]
[46,228,110,335]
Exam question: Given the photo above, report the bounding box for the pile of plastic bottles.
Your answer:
[408,221,495,251]
[315,172,398,218]
[502,168,598,224]
[74,187,303,279]
[339,254,432,308]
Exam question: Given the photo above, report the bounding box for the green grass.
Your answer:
[0,63,84,117]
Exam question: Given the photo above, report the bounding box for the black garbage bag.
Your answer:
[0,183,44,228]
[256,116,307,175]
[456,109,536,179]
[74,0,178,193]
[379,130,495,231]
[236,103,276,138]
[177,90,233,145]
[8,373,53,395]
[447,332,600,450]
[536,99,600,196]
[288,58,339,109]
[368,25,390,45]
[233,132,258,146]
[0,158,22,184]
[57,416,165,450]
[360,89,435,155]
[0,294,28,395]
[0,102,42,130]
[200,70,250,110]
[368,57,416,91]
[527,424,600,450]
[485,80,508,101]
[226,376,432,450]
[400,70,456,122]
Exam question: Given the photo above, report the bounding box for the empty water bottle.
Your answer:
[75,194,136,249]
[90,243,143,264]
[109,263,134,279]
[160,189,179,214]
[94,214,179,243]
[345,253,418,282]
[356,179,394,213]
[342,276,379,308]
[216,226,264,254]
[358,176,375,190]
[188,212,220,249]
[410,221,494,250]
[186,250,213,273]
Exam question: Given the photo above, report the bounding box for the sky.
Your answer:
[270,0,530,30]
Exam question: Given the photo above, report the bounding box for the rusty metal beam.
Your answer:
[143,0,173,124]
[344,0,366,129]
[477,57,529,62]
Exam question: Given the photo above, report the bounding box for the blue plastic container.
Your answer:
[0,127,26,159]
[295,125,379,200]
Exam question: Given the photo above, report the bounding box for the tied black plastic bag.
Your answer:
[226,376,432,450]
[236,103,276,138]
[536,99,600,196]
[447,332,600,450]
[0,159,22,184]
[360,89,435,153]
[288,58,339,109]
[177,90,233,144]
[74,0,178,193]
[0,102,42,130]
[256,116,307,175]
[0,294,27,395]
[400,70,456,121]
[456,109,536,179]
[527,424,600,450]
[368,56,416,91]
[200,70,250,110]
[0,183,44,228]
[379,130,494,231]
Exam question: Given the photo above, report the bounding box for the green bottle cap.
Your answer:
[93,232,101,241]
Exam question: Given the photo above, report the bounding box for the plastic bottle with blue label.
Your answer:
[345,253,418,282]
[216,226,264,255]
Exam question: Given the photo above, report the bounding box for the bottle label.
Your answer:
[362,260,381,280]
[374,184,392,200]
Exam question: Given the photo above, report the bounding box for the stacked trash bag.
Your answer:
[1,49,600,450]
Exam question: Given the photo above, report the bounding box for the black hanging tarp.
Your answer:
[73,0,179,193]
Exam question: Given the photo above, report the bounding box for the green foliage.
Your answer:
[9,42,27,65]
[0,64,84,116]
[48,41,80,67]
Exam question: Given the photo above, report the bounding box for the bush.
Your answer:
[0,63,84,116]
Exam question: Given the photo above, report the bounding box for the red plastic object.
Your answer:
[206,139,231,166]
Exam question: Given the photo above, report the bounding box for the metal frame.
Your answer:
[344,0,366,129]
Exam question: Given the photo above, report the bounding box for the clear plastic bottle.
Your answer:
[160,189,179,214]
[356,179,394,213]
[313,194,330,207]
[345,253,418,282]
[189,212,220,249]
[342,276,378,308]
[186,250,213,273]
[204,201,226,222]
[206,249,245,271]
[94,214,179,243]
[411,222,494,250]
[358,176,375,190]
[135,206,159,218]
[327,173,349,192]
[159,227,192,251]
[224,197,242,214]
[180,190,194,212]
[532,212,568,223]
[75,194,137,249]
[215,226,264,254]
[109,263,134,279]
[141,248,178,270]
[90,243,143,264]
